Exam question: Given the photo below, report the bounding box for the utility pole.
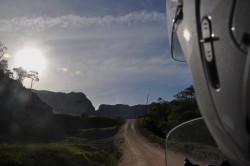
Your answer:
[143,94,149,125]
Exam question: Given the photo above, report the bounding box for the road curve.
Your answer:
[116,119,207,166]
[116,119,167,166]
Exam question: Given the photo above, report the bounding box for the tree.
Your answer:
[142,86,200,138]
[0,43,12,78]
[13,67,28,83]
[0,59,7,71]
[157,97,166,104]
[27,70,39,89]
[0,42,7,60]
[145,98,169,137]
[174,85,196,102]
[0,60,13,78]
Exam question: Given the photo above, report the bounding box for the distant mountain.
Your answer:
[33,90,95,115]
[96,104,146,119]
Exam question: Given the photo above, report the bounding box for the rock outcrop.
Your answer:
[33,90,95,115]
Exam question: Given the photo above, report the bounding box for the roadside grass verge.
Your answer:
[167,141,226,163]
[77,126,120,139]
[0,115,124,166]
[137,117,226,163]
[0,137,118,166]
[137,118,165,147]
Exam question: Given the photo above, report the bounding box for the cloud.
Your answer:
[1,9,192,108]
[0,11,165,32]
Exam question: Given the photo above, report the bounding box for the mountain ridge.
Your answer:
[33,90,146,119]
[96,104,146,119]
[33,89,95,115]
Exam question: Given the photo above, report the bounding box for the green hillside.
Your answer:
[0,114,124,166]
[0,58,124,166]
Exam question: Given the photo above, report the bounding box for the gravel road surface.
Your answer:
[116,119,185,166]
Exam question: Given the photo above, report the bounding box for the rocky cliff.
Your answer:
[33,90,95,115]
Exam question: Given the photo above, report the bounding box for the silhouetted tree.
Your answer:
[0,42,7,60]
[27,70,39,89]
[142,85,200,138]
[174,85,196,102]
[0,59,7,71]
[0,60,13,78]
[0,43,12,78]
[157,97,166,104]
[13,67,28,83]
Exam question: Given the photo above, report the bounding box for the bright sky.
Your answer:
[0,0,192,108]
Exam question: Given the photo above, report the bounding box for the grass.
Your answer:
[137,118,165,147]
[0,141,89,166]
[137,117,226,164]
[167,141,226,164]
[77,126,120,139]
[0,132,120,166]
[0,115,124,166]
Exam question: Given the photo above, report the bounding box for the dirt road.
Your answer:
[116,119,184,166]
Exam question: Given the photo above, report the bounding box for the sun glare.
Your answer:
[14,48,47,73]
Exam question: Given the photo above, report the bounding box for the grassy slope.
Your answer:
[0,115,124,166]
[0,137,118,166]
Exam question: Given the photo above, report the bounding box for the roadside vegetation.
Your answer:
[0,114,124,166]
[138,85,200,145]
[0,44,124,166]
[137,86,226,163]
[167,141,225,163]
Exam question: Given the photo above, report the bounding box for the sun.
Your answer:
[14,47,47,73]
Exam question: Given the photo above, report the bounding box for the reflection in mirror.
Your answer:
[166,118,227,166]
[172,31,186,62]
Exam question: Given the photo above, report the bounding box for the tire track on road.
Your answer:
[117,119,166,166]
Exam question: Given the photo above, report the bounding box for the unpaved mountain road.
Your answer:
[116,119,184,166]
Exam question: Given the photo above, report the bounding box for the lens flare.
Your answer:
[3,53,10,60]
[183,29,191,42]
[62,67,69,73]
[75,70,81,75]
